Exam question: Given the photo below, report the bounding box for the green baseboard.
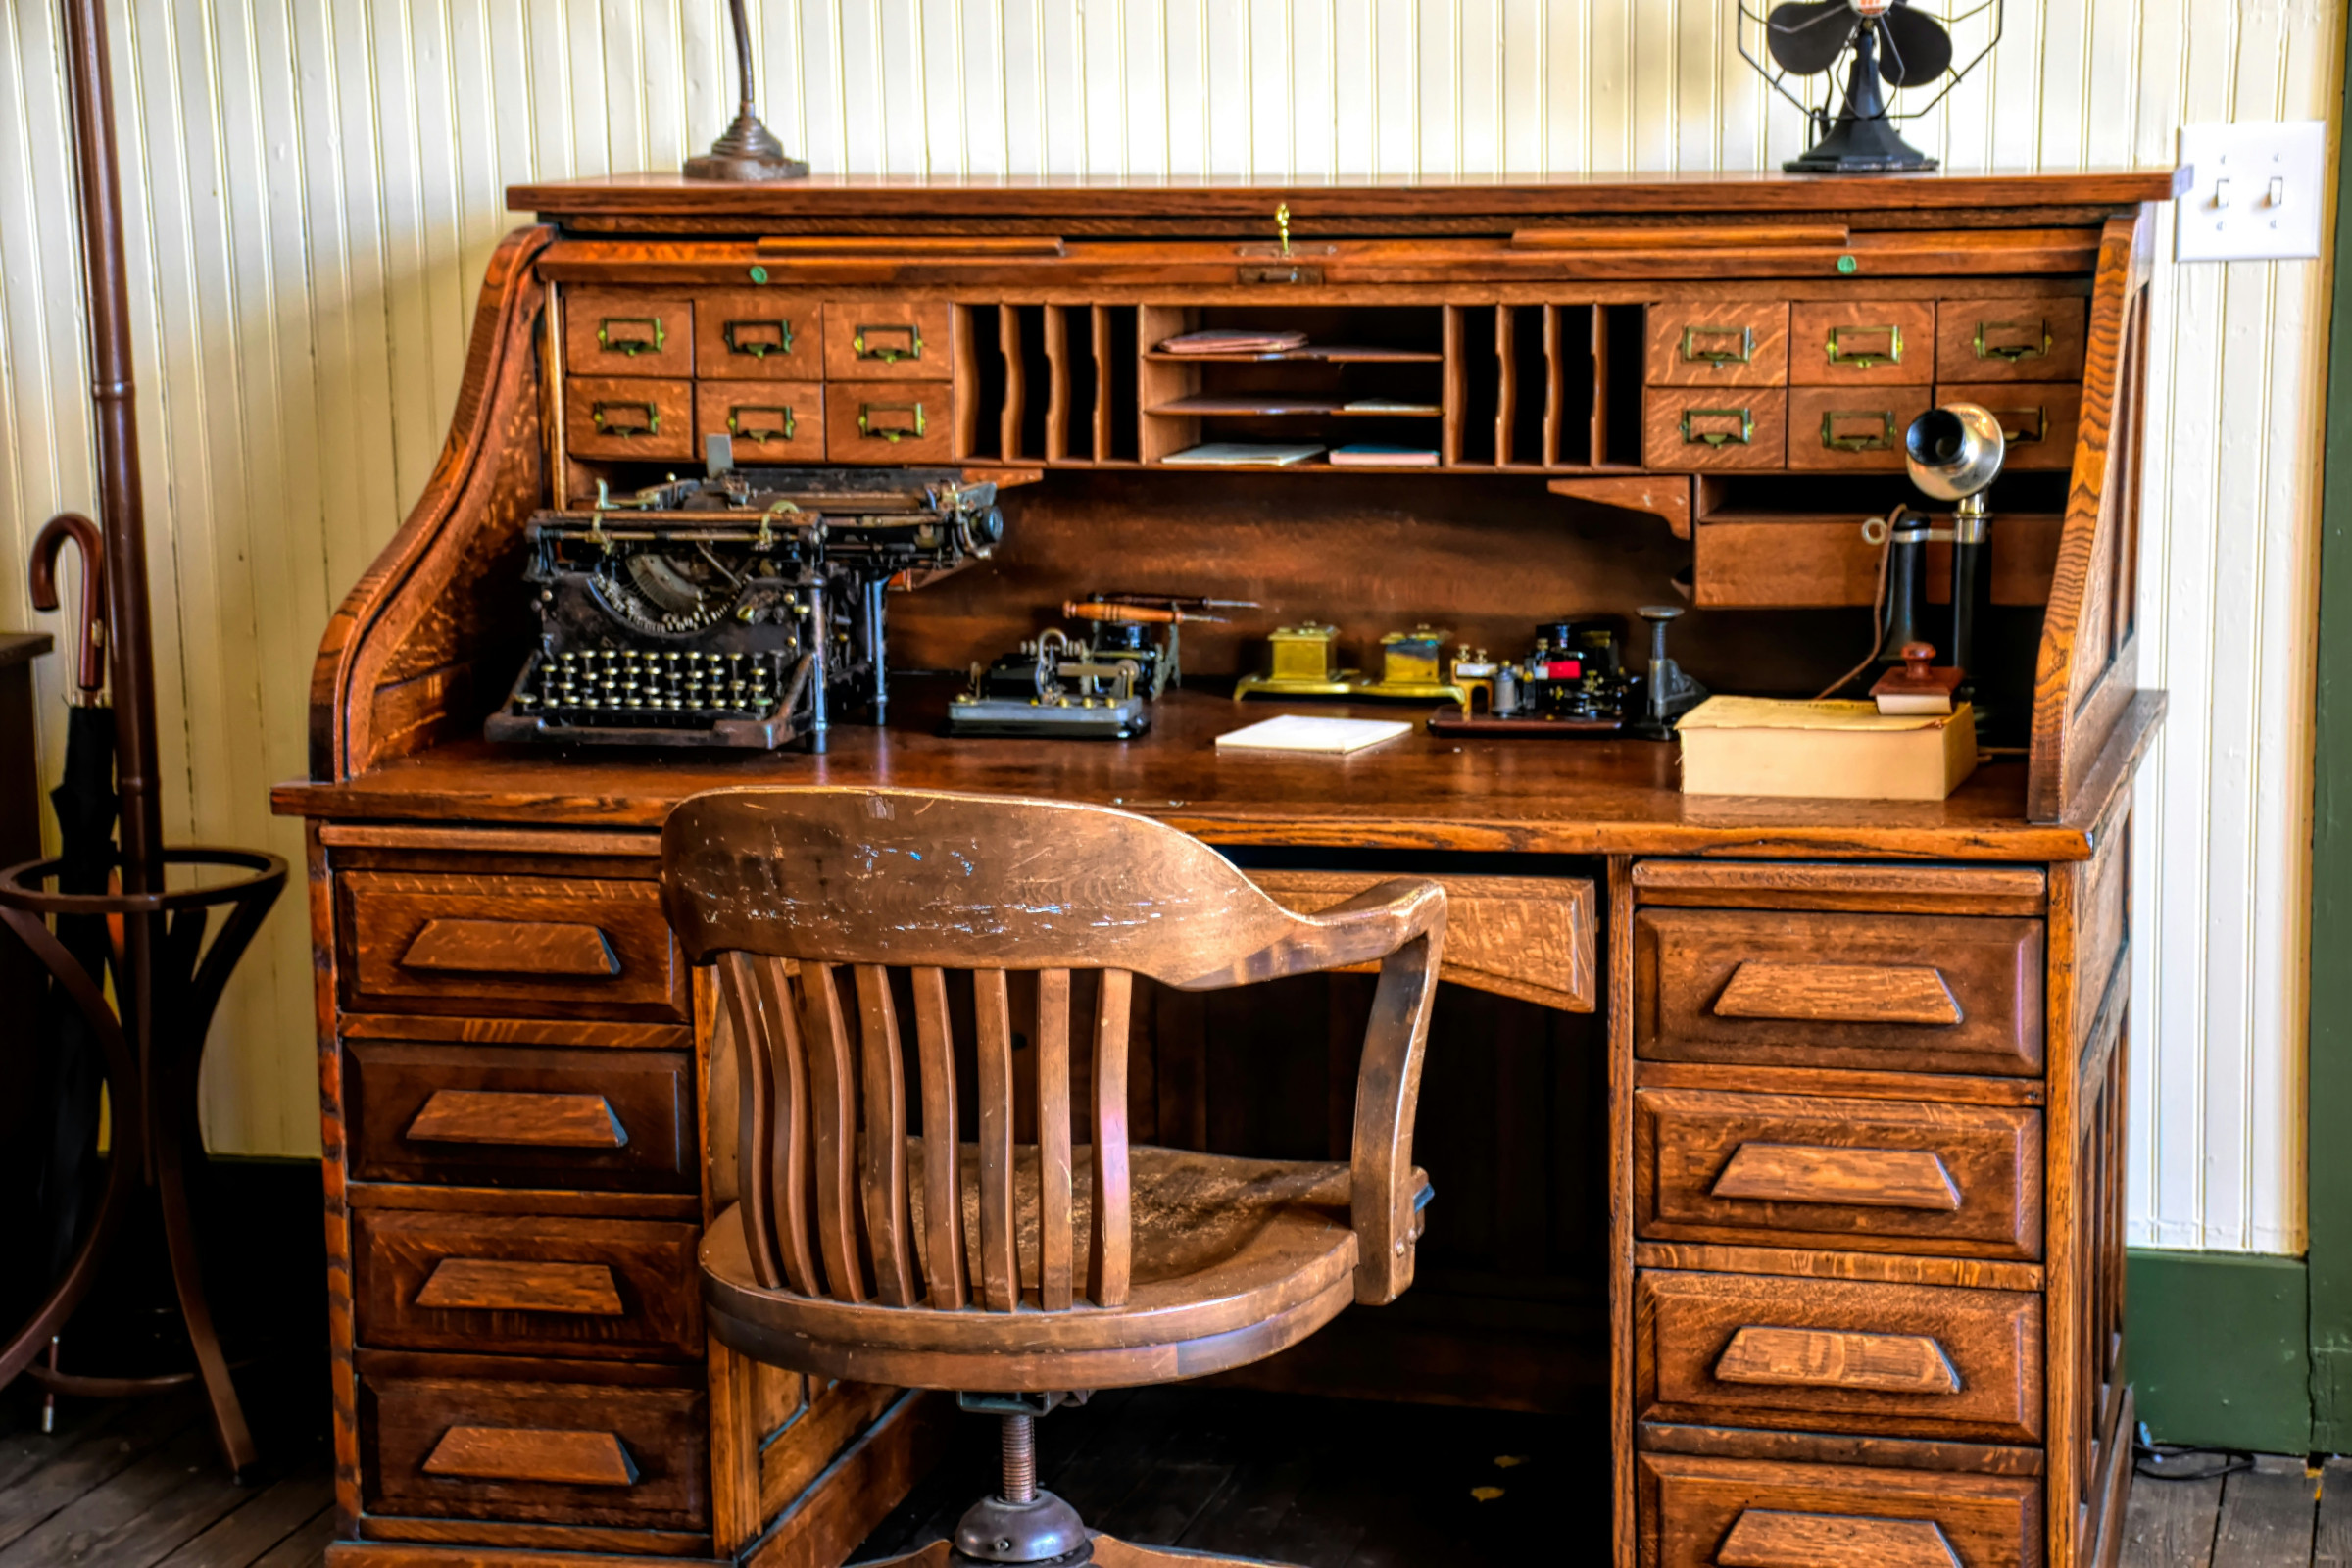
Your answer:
[2129,1248,2311,1454]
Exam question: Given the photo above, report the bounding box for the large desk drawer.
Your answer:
[1248,870,1595,1012]
[347,1041,697,1193]
[1637,1269,2042,1443]
[359,1360,708,1530]
[1634,1089,2041,1259]
[338,871,688,1021]
[1634,907,2044,1076]
[355,1209,703,1360]
[1639,1450,2040,1568]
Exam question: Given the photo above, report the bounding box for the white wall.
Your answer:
[0,1,2330,1253]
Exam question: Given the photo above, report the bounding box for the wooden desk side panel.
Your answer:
[2029,210,2152,823]
[309,224,555,783]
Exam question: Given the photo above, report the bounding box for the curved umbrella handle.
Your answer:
[28,512,107,697]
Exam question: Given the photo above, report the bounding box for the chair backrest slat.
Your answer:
[717,952,783,1292]
[973,969,1021,1312]
[800,962,868,1303]
[853,965,918,1306]
[1035,969,1076,1311]
[909,966,969,1309]
[1089,970,1134,1308]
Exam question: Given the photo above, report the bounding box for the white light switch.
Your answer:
[2176,122,2328,263]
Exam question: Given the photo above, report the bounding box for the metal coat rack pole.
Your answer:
[0,0,286,1477]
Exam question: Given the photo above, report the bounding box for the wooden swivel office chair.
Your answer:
[661,786,1446,1568]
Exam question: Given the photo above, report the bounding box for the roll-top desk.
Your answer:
[273,168,2180,1568]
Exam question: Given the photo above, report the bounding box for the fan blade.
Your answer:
[1878,4,1954,87]
[1765,0,1858,75]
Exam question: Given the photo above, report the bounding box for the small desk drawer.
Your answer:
[1787,385,1936,472]
[347,1041,697,1193]
[1634,1088,2041,1259]
[1645,301,1788,386]
[1637,1269,2042,1442]
[1789,301,1936,386]
[1936,293,2090,382]
[823,300,954,379]
[360,1363,708,1529]
[1633,907,2044,1076]
[564,290,695,378]
[693,289,822,378]
[1248,870,1595,1012]
[338,871,688,1021]
[1639,1450,2040,1568]
[1936,381,2082,471]
[1642,389,1788,470]
[825,380,956,464]
[696,381,825,462]
[565,375,695,461]
[355,1209,703,1360]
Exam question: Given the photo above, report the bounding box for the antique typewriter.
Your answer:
[487,460,1004,752]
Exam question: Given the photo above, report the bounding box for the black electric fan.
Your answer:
[1738,0,2002,172]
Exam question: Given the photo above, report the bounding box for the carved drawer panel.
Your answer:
[822,300,954,380]
[1645,301,1789,387]
[693,289,823,379]
[695,381,825,462]
[346,1041,696,1192]
[1787,385,1937,472]
[1935,382,2082,471]
[355,1209,702,1360]
[359,1362,708,1530]
[825,379,956,464]
[564,289,695,378]
[1642,388,1788,471]
[338,871,688,1020]
[1935,293,2090,383]
[564,375,695,461]
[1639,1450,2040,1568]
[1637,1270,2042,1443]
[1634,1089,2041,1258]
[1247,870,1596,1012]
[1633,907,2044,1076]
[1789,302,1936,387]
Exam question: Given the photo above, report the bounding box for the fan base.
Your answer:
[1785,152,1939,172]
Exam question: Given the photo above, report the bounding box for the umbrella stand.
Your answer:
[0,0,290,1479]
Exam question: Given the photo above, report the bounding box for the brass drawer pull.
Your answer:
[1974,316,2053,363]
[858,401,927,442]
[596,317,664,356]
[723,318,793,357]
[1988,405,2047,444]
[727,405,796,443]
[1820,409,1897,452]
[1680,324,1754,366]
[1680,407,1754,448]
[853,322,924,363]
[591,400,660,437]
[1715,1325,1963,1395]
[1825,322,1902,368]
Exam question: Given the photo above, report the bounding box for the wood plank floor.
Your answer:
[3,1375,2349,1566]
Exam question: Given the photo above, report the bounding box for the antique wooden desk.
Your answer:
[272,169,2178,1568]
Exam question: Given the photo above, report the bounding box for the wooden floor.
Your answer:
[1,1375,2348,1566]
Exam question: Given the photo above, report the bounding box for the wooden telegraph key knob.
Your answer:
[1870,640,1965,715]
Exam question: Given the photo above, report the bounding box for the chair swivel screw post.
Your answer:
[1001,1414,1038,1504]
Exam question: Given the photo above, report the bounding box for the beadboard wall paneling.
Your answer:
[0,2,2328,1255]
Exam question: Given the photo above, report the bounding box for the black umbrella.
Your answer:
[17,514,113,1317]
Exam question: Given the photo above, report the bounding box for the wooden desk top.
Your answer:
[273,681,2159,861]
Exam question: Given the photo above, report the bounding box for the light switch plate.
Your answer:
[2175,121,2328,263]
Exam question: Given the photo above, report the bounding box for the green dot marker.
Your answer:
[750,265,770,284]
[1836,254,1859,275]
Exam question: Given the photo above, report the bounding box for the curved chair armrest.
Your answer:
[1349,915,1446,1305]
[1173,876,1448,990]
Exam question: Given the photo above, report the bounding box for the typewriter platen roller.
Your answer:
[487,462,1004,752]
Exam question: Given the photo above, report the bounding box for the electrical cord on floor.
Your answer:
[2133,1421,2255,1481]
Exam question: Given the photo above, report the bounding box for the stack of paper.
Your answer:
[1216,714,1412,755]
[1156,328,1309,355]
[1165,443,1326,467]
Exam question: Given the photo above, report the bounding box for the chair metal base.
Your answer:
[861,1539,1298,1568]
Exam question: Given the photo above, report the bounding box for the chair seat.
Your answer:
[703,1146,1428,1393]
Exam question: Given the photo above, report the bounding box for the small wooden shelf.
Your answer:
[1145,397,1446,417]
[1142,346,1446,365]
